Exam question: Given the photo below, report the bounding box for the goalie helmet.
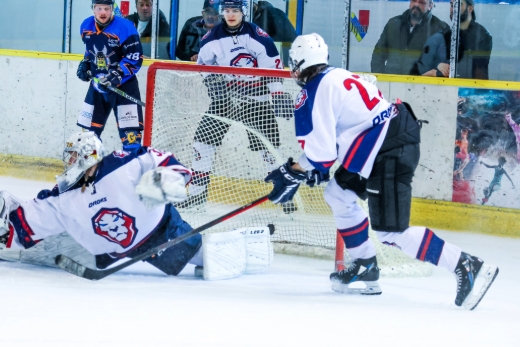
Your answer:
[289,33,329,86]
[220,0,249,16]
[57,131,106,193]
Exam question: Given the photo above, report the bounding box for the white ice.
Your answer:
[0,177,518,346]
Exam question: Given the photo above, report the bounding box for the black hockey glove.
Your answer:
[203,74,228,102]
[272,93,294,119]
[305,169,331,188]
[99,68,123,87]
[265,158,306,204]
[77,58,91,82]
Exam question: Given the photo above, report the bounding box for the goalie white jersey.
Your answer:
[294,67,398,178]
[5,148,191,256]
[197,21,284,96]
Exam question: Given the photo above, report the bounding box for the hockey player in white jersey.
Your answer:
[176,0,296,213]
[0,132,272,279]
[265,33,499,310]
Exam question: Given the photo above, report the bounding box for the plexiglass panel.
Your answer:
[0,0,64,53]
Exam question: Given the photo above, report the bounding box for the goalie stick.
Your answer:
[91,76,146,107]
[55,195,269,280]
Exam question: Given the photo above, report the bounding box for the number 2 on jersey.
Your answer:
[343,77,380,111]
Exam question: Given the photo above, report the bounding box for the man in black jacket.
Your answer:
[175,0,221,62]
[126,0,170,59]
[253,0,297,66]
[371,0,449,75]
[412,0,492,79]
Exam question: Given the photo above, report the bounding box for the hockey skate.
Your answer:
[454,252,499,310]
[282,201,297,214]
[174,188,207,212]
[330,256,382,295]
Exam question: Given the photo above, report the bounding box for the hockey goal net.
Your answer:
[144,62,432,277]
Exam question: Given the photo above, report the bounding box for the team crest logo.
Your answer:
[92,208,138,248]
[295,89,308,110]
[256,26,270,38]
[113,150,130,158]
[125,131,137,144]
[231,53,258,68]
[350,10,370,42]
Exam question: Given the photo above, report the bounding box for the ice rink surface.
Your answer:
[0,177,518,346]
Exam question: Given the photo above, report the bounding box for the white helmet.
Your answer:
[289,33,329,85]
[57,131,106,193]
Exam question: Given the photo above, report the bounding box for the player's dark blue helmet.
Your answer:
[92,0,115,6]
[220,0,248,15]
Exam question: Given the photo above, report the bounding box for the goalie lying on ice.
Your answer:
[0,131,272,279]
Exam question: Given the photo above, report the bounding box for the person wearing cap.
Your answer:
[371,0,449,75]
[413,0,492,79]
[125,0,171,59]
[175,0,221,61]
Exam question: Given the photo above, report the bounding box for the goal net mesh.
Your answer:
[145,63,432,277]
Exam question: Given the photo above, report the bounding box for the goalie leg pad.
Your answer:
[244,226,273,274]
[201,226,273,280]
[202,230,247,281]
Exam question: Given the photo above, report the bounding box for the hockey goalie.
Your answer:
[0,131,272,280]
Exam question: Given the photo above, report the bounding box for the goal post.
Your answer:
[144,61,432,278]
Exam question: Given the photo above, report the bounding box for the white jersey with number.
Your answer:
[5,147,191,256]
[197,21,283,98]
[294,67,398,178]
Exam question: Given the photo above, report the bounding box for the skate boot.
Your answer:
[330,256,382,295]
[454,252,499,310]
[282,201,297,214]
[174,187,208,211]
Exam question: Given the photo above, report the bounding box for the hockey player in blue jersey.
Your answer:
[0,132,272,279]
[76,0,145,152]
[265,33,498,309]
[175,0,296,213]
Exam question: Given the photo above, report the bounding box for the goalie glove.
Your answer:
[305,169,330,188]
[264,158,306,204]
[0,191,20,239]
[272,93,294,119]
[135,167,188,209]
[76,58,92,82]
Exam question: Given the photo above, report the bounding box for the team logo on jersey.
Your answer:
[256,27,270,38]
[294,89,308,110]
[92,208,138,248]
[112,150,130,158]
[231,53,258,68]
[202,29,212,41]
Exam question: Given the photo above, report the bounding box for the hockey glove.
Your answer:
[76,58,91,82]
[99,68,123,88]
[135,167,188,209]
[264,158,306,204]
[0,191,20,238]
[305,169,331,188]
[272,93,294,119]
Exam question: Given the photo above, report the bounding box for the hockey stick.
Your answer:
[55,195,269,280]
[91,76,146,107]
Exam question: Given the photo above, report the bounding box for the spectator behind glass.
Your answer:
[252,0,297,67]
[371,0,449,75]
[126,0,170,59]
[412,0,492,79]
[176,0,221,62]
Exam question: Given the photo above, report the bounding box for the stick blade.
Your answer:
[55,255,92,279]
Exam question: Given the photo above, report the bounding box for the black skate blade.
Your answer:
[463,265,499,310]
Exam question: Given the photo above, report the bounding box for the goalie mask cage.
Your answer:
[144,62,432,278]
